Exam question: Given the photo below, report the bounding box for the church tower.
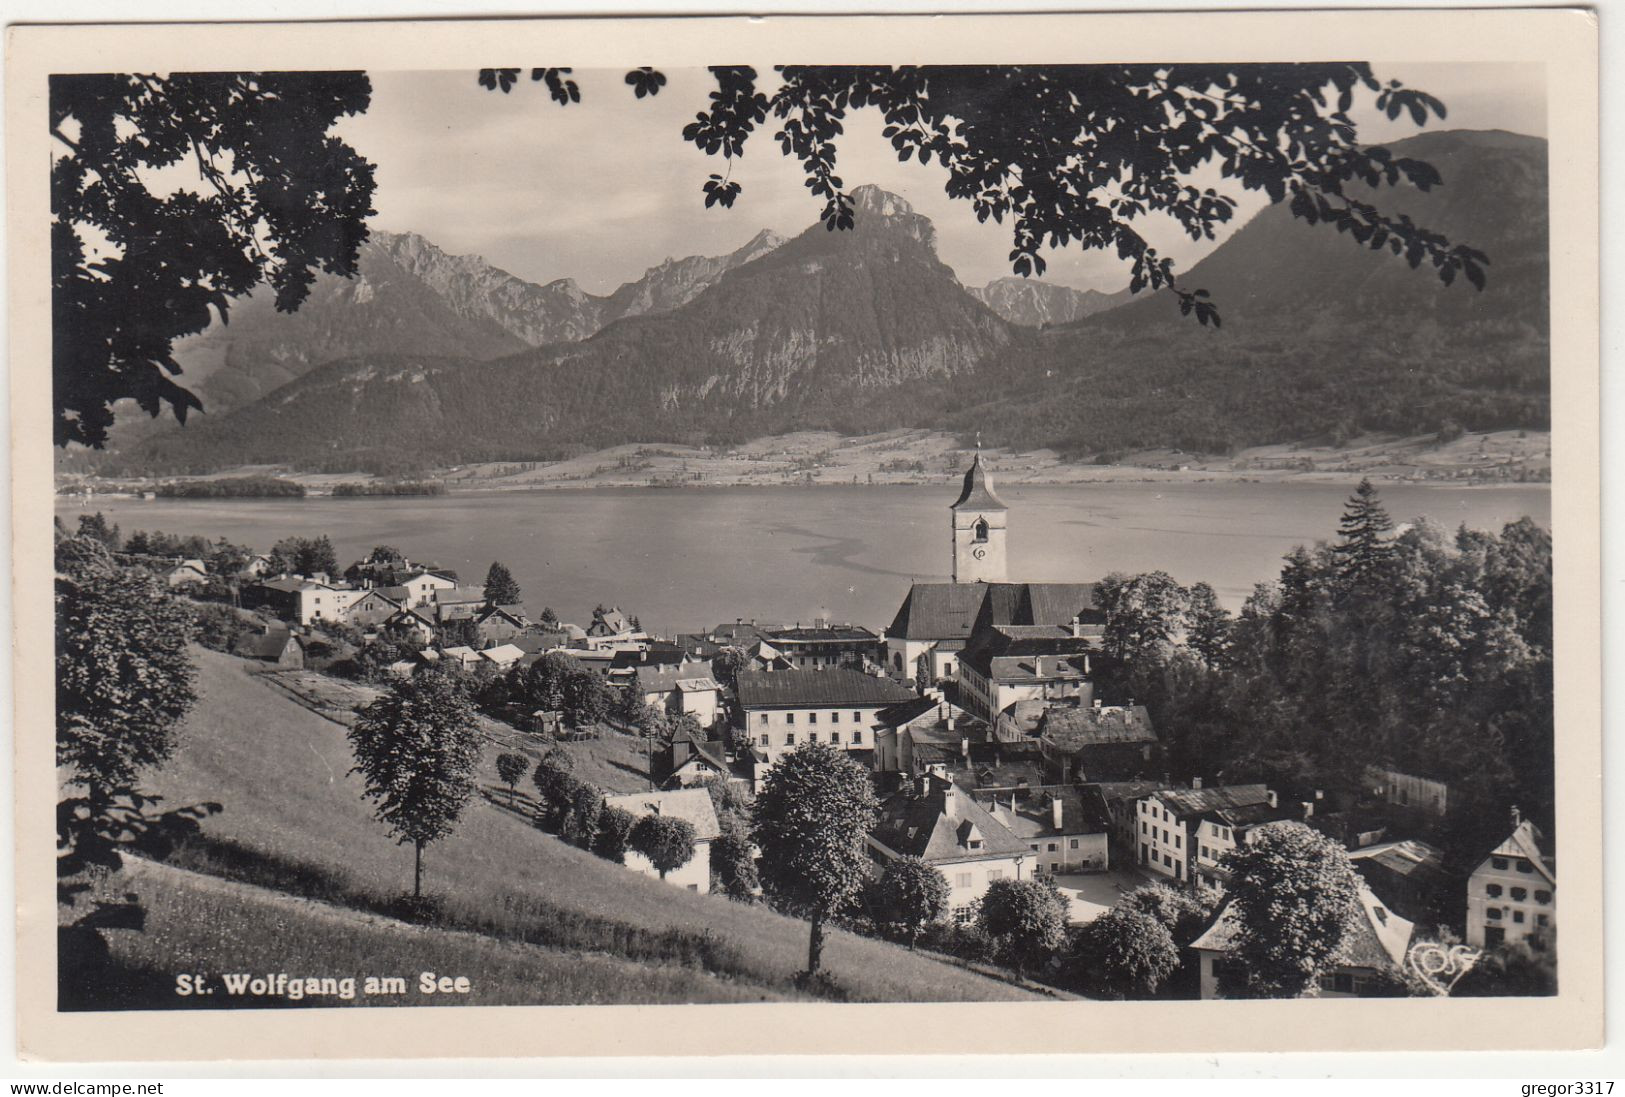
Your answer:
[951,452,1008,583]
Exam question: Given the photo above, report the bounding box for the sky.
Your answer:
[333,62,1546,296]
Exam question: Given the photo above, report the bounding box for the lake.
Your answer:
[56,481,1551,635]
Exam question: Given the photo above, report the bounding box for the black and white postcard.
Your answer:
[9,8,1602,1061]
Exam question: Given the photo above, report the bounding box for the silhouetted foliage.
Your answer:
[629,813,697,880]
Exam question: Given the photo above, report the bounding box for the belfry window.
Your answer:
[972,518,989,543]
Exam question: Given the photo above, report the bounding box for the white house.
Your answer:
[1135,784,1278,886]
[636,666,723,728]
[602,788,721,894]
[1466,815,1555,949]
[869,772,1031,924]
[735,667,917,771]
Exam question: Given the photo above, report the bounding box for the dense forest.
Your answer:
[1092,481,1553,874]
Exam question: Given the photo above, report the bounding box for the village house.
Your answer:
[1090,779,1173,864]
[1036,701,1160,782]
[472,604,528,646]
[1188,788,1298,892]
[1465,814,1555,949]
[602,788,721,893]
[956,623,1099,728]
[398,570,459,608]
[735,667,917,771]
[761,622,883,671]
[230,627,305,669]
[237,554,276,580]
[869,772,1032,923]
[637,665,724,728]
[439,645,484,672]
[1191,884,1414,998]
[1136,783,1277,886]
[165,558,209,588]
[478,644,526,671]
[657,731,733,789]
[980,783,1114,876]
[243,576,362,626]
[1349,838,1449,927]
[381,606,437,646]
[1366,764,1452,820]
[870,697,980,774]
[341,588,403,629]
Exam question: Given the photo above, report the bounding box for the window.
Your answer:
[968,839,982,850]
[1491,857,1509,870]
[759,714,768,725]
[1513,911,1525,924]
[1141,821,1147,835]
[852,731,863,744]
[809,712,818,724]
[1510,887,1528,902]
[1535,890,1552,904]
[759,734,769,747]
[1047,843,1057,853]
[1201,846,1210,860]
[1163,853,1173,868]
[987,869,1003,881]
[1537,914,1550,927]
[1030,843,1040,852]
[1175,834,1182,849]
[1321,973,1356,995]
[1487,884,1503,898]
[973,518,989,543]
[955,873,972,889]
[1485,926,1505,947]
[1487,908,1503,921]
[786,713,795,725]
[1516,860,1534,874]
[1069,839,1079,850]
[953,906,974,925]
[785,734,796,746]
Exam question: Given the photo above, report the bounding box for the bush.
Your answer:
[873,857,951,948]
[709,813,759,901]
[1117,882,1216,946]
[629,814,697,880]
[495,752,529,793]
[592,805,636,864]
[561,786,604,849]
[917,920,997,964]
[1067,906,1179,999]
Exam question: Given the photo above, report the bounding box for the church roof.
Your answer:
[951,453,1007,511]
[887,581,1103,641]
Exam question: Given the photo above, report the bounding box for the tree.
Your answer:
[629,813,697,879]
[710,646,750,691]
[271,536,338,578]
[562,668,612,728]
[1185,581,1232,667]
[51,72,375,447]
[520,651,579,711]
[495,752,529,795]
[347,672,482,899]
[531,748,579,828]
[1451,933,1557,997]
[592,805,637,864]
[561,785,604,849]
[1095,571,1191,662]
[1218,821,1362,998]
[539,606,561,630]
[1068,906,1179,999]
[752,742,880,976]
[874,856,950,948]
[1117,882,1217,947]
[74,512,120,550]
[710,811,760,901]
[57,568,198,795]
[1333,478,1396,591]
[483,561,522,605]
[483,64,1478,327]
[976,878,1068,977]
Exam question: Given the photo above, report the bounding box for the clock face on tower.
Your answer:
[972,548,987,560]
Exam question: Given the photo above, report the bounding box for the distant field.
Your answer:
[126,647,1040,1006]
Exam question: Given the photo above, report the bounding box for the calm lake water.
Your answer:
[57,482,1551,635]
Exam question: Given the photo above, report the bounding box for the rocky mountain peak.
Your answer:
[851,185,913,218]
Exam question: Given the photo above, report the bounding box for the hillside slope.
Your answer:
[957,130,1550,456]
[122,647,1040,1005]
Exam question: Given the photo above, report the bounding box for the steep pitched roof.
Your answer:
[735,667,916,709]
[871,778,1030,865]
[232,631,301,660]
[983,784,1114,839]
[767,624,879,643]
[636,666,721,695]
[887,582,1105,642]
[1485,819,1556,884]
[958,625,1095,681]
[1040,704,1158,749]
[603,788,721,842]
[951,453,1007,511]
[1190,885,1413,973]
[1155,784,1271,819]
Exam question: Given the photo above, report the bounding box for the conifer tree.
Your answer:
[483,561,522,605]
[1333,478,1396,591]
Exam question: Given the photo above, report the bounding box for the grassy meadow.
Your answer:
[83,646,1040,1009]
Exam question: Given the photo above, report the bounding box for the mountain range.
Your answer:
[110,129,1549,476]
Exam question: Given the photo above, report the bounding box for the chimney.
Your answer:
[1315,789,1324,801]
[1192,776,1203,791]
[1267,790,1278,809]
[1052,796,1064,831]
[1093,697,1102,709]
[947,712,956,733]
[961,735,970,762]
[1302,801,1315,820]
[1511,804,1522,827]
[1071,614,1082,638]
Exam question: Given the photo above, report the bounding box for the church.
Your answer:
[883,452,1106,691]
